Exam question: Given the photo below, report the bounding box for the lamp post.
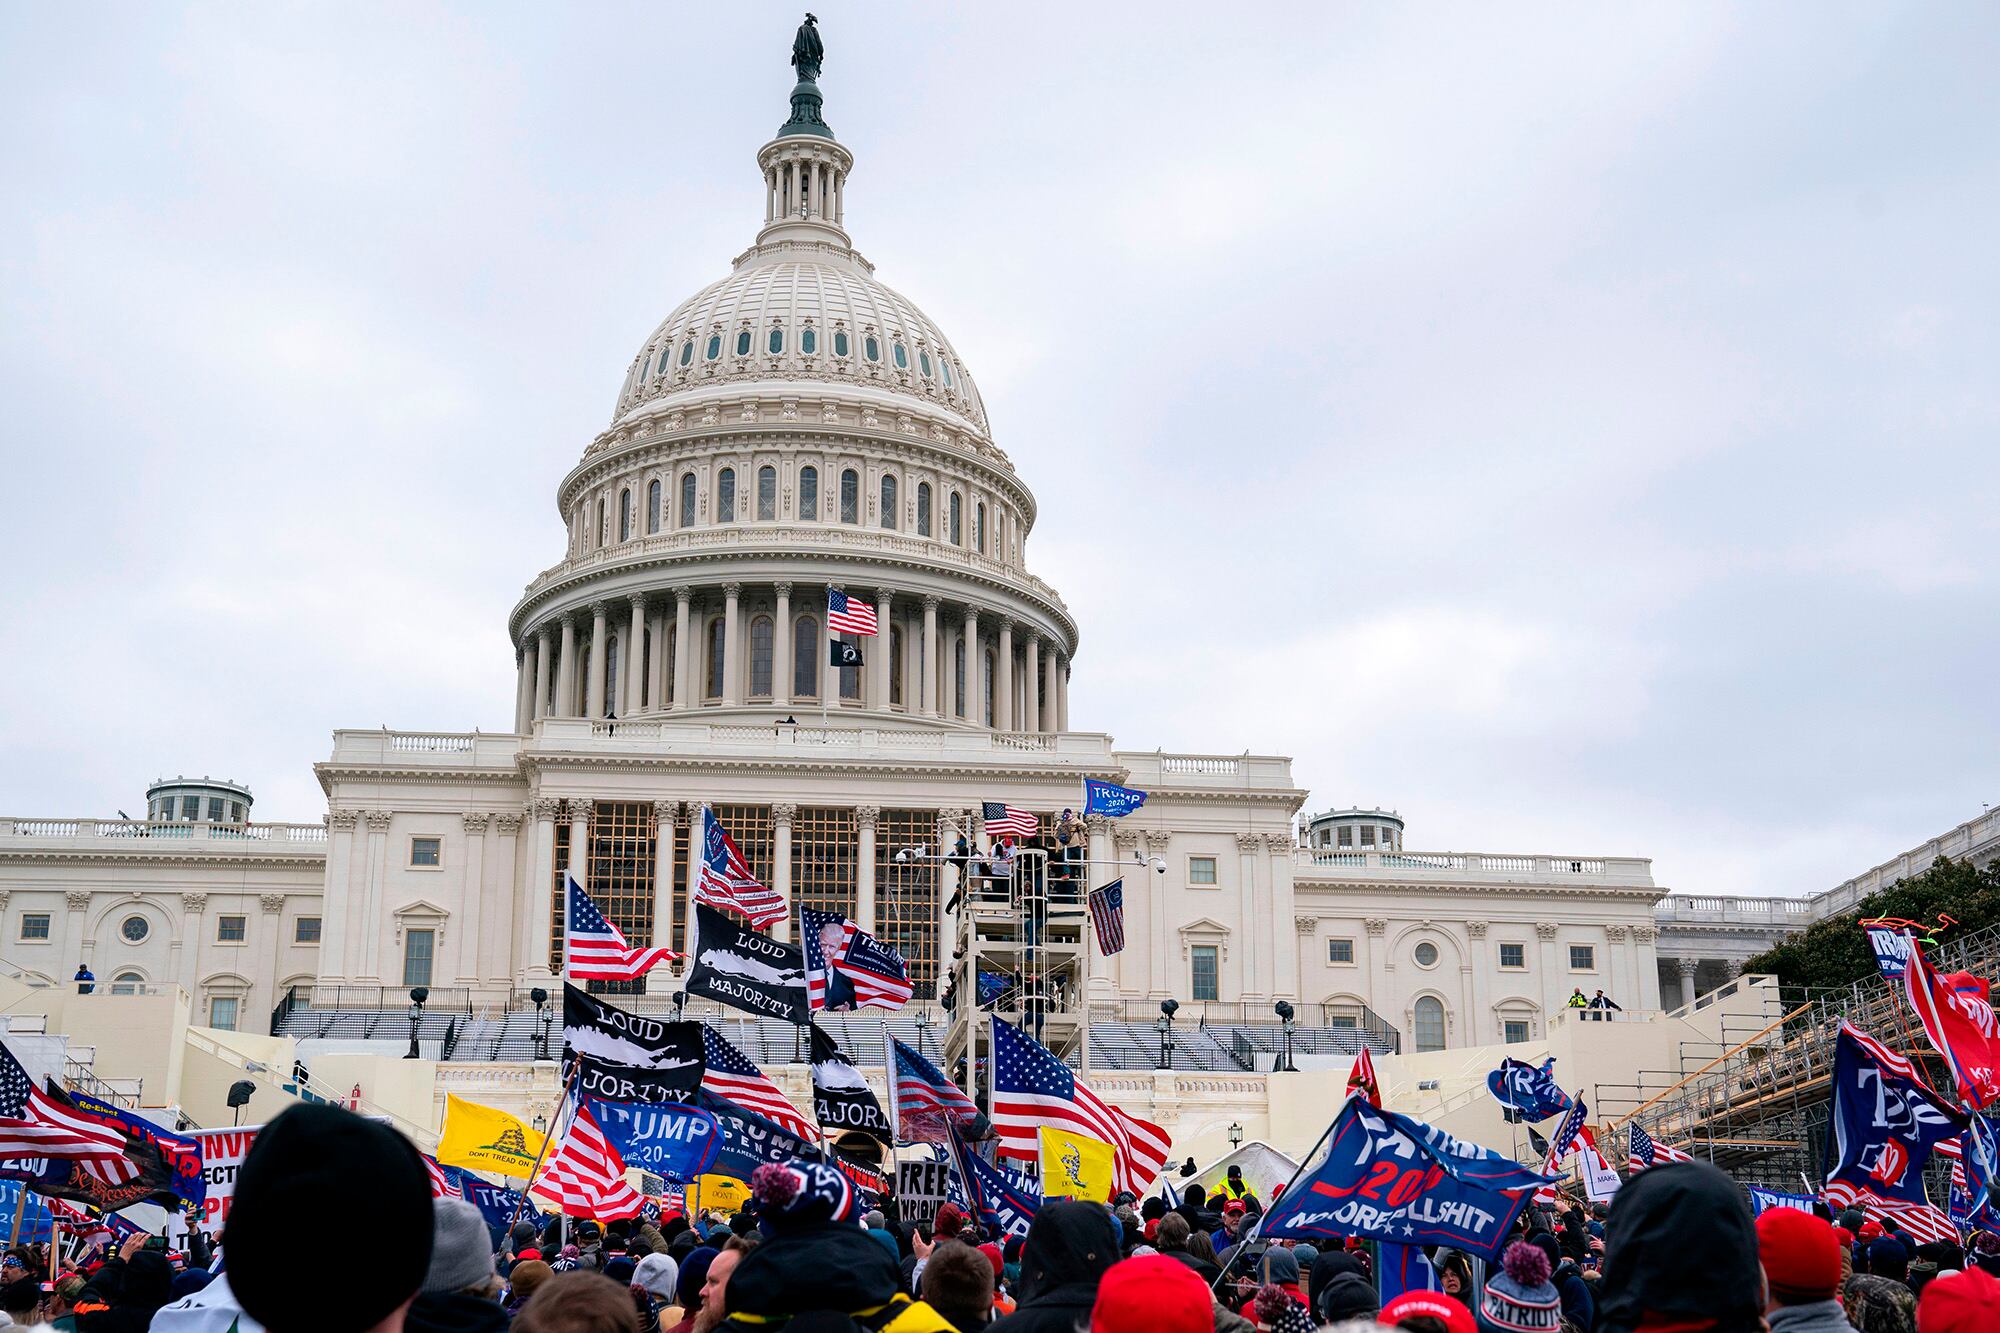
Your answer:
[1157,998,1178,1070]
[406,986,429,1059]
[1228,1121,1243,1149]
[1274,999,1298,1072]
[530,986,552,1060]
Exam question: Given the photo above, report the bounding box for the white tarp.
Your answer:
[1178,1140,1299,1204]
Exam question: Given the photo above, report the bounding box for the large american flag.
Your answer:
[887,1034,986,1146]
[566,872,680,981]
[1823,1180,1960,1245]
[1535,1094,1590,1204]
[700,1024,816,1140]
[1626,1122,1695,1171]
[802,908,913,1011]
[826,588,878,637]
[529,1101,644,1220]
[694,805,786,930]
[1088,880,1125,955]
[0,1043,133,1173]
[422,1152,465,1201]
[982,803,1039,840]
[990,1018,1170,1197]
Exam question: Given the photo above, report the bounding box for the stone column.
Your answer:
[626,595,647,716]
[556,614,578,718]
[1675,955,1700,1007]
[962,607,980,723]
[673,588,693,710]
[491,812,522,998]
[996,619,1015,730]
[361,811,392,980]
[773,584,793,708]
[177,892,206,996]
[1236,833,1263,1004]
[1537,922,1563,1015]
[1363,918,1390,1021]
[586,603,609,718]
[533,630,552,722]
[1633,925,1663,1010]
[651,801,678,956]
[1058,660,1070,732]
[771,803,796,943]
[1604,925,1630,1010]
[522,798,560,984]
[873,588,894,709]
[856,805,879,935]
[565,799,591,889]
[1466,920,1491,1043]
[647,604,667,710]
[1042,650,1059,731]
[458,814,488,984]
[1023,634,1041,733]
[320,810,359,983]
[721,583,743,705]
[514,648,533,733]
[1264,833,1299,1005]
[921,596,940,717]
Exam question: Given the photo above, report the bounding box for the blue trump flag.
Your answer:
[464,1179,551,1241]
[1949,1115,1997,1229]
[947,1129,1041,1241]
[1082,778,1147,819]
[694,1089,828,1181]
[1377,1243,1438,1306]
[1486,1057,1574,1123]
[1257,1099,1560,1262]
[587,1097,723,1182]
[1825,1023,1965,1212]
[1747,1186,1817,1216]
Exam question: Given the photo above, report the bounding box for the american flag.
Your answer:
[1088,880,1125,956]
[700,1024,817,1141]
[826,588,878,636]
[529,1101,644,1220]
[1535,1094,1589,1204]
[1823,1180,1960,1245]
[422,1152,464,1200]
[0,1043,133,1172]
[982,803,1039,840]
[694,805,786,930]
[802,908,913,1011]
[566,872,681,981]
[990,1018,1170,1197]
[1626,1122,1695,1171]
[887,1034,986,1146]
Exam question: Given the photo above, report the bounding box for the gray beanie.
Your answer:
[424,1199,498,1294]
[633,1253,679,1299]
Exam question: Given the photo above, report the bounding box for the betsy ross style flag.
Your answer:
[695,805,787,930]
[801,908,913,1011]
[982,803,1039,840]
[1626,1123,1694,1171]
[826,589,878,636]
[566,872,681,981]
[990,1017,1171,1197]
[700,1024,818,1141]
[1088,880,1126,956]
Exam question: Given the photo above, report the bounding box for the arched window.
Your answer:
[799,466,819,521]
[917,482,933,536]
[880,475,898,530]
[1414,996,1447,1053]
[893,342,909,370]
[111,971,144,996]
[619,489,632,541]
[732,330,749,356]
[705,618,725,699]
[890,627,904,707]
[954,637,967,718]
[864,335,880,362]
[975,502,987,553]
[749,616,774,698]
[920,350,933,378]
[716,468,736,523]
[768,326,784,355]
[679,339,693,366]
[605,633,620,712]
[597,498,607,547]
[647,479,661,534]
[801,327,817,354]
[793,616,819,698]
[757,466,777,521]
[834,329,850,357]
[948,493,963,545]
[984,649,996,726]
[839,469,859,524]
[705,334,722,360]
[679,473,697,528]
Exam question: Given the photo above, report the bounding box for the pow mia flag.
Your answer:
[684,903,809,1024]
[830,640,863,668]
[810,1025,892,1141]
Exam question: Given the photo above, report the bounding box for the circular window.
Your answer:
[1414,942,1439,967]
[121,915,150,944]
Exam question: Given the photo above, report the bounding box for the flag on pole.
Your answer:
[1534,1095,1590,1204]
[826,589,878,636]
[989,1017,1171,1197]
[1823,1022,1964,1242]
[830,640,863,668]
[1900,933,2000,1110]
[694,805,786,930]
[1038,1126,1117,1203]
[422,1153,465,1200]
[565,872,681,981]
[1081,779,1147,818]
[885,1035,988,1146]
[529,1101,646,1220]
[700,1025,818,1141]
[1345,1048,1381,1107]
[947,1128,1041,1241]
[1626,1123,1694,1171]
[981,803,1039,839]
[436,1094,548,1179]
[0,1045,133,1168]
[1087,880,1126,956]
[802,908,913,1011]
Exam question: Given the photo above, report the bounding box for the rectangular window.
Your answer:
[295,917,322,943]
[208,997,240,1031]
[1499,943,1526,969]
[1504,1020,1531,1044]
[217,915,246,942]
[1359,826,1375,847]
[20,914,50,941]
[1191,944,1219,1001]
[230,802,243,822]
[1336,826,1352,847]
[1328,1014,1358,1031]
[410,837,441,867]
[1327,938,1355,965]
[1187,856,1217,886]
[181,796,199,820]
[403,929,435,988]
[1569,944,1596,971]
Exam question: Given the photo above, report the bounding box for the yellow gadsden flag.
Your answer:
[1038,1125,1116,1203]
[436,1094,547,1179]
[693,1175,750,1212]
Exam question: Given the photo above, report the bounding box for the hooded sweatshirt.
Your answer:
[987,1202,1121,1333]
[1595,1162,1762,1333]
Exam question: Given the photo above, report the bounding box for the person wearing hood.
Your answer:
[1526,1232,1592,1333]
[632,1255,679,1326]
[988,1201,1121,1333]
[408,1200,510,1333]
[1234,1248,1311,1324]
[662,1249,715,1333]
[1594,1162,1762,1333]
[1754,1209,1848,1333]
[76,1238,177,1333]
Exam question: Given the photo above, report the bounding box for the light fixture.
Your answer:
[1228,1121,1243,1148]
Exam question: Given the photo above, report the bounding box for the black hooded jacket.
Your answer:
[988,1202,1121,1333]
[77,1253,175,1333]
[1596,1162,1762,1333]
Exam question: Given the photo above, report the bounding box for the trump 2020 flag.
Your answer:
[948,1129,1041,1241]
[1862,920,1915,980]
[802,908,913,1012]
[584,1097,723,1183]
[1487,1057,1573,1123]
[1258,1099,1560,1262]
[1081,778,1147,818]
[1825,1022,1966,1213]
[1748,1186,1817,1216]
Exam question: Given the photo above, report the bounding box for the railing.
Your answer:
[1295,848,1648,882]
[0,819,327,845]
[1810,807,2000,914]
[328,730,525,767]
[278,985,475,1015]
[64,1055,140,1109]
[1654,896,1817,927]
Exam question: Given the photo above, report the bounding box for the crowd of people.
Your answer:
[4,1104,1998,1333]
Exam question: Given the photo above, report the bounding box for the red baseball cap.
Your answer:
[1223,1200,1246,1215]
[1379,1291,1475,1333]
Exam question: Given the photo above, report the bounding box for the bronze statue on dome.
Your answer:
[792,13,824,83]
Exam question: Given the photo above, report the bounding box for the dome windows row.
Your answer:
[625,318,964,415]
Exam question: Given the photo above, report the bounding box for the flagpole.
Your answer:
[507,1058,580,1237]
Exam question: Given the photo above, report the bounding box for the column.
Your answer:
[772,804,796,944]
[625,595,647,716]
[651,802,678,955]
[556,614,578,718]
[521,799,559,983]
[673,588,693,710]
[1024,635,1041,733]
[873,588,894,708]
[514,648,533,733]
[1604,925,1630,1009]
[961,607,980,723]
[458,814,488,985]
[721,583,743,705]
[178,893,207,995]
[921,597,940,717]
[1236,834,1263,1004]
[773,584,793,709]
[490,813,522,997]
[320,811,358,983]
[533,630,552,722]
[254,895,282,1032]
[1042,649,1058,731]
[361,811,392,980]
[586,603,608,718]
[1265,833,1300,1005]
[1675,956,1700,1008]
[565,800,591,886]
[1364,918,1390,1019]
[1633,925,1663,1010]
[855,806,879,935]
[996,619,1014,730]
[1466,921,1491,1042]
[1537,922,1563,1014]
[647,604,667,710]
[1057,659,1070,732]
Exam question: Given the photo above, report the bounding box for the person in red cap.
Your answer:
[1916,1264,2000,1332]
[1378,1289,1476,1333]
[1755,1208,1847,1333]
[1089,1254,1211,1333]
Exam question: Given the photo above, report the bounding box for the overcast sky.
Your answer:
[3,3,1996,899]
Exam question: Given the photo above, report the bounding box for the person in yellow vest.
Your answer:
[1218,1164,1251,1200]
[1567,988,1590,1015]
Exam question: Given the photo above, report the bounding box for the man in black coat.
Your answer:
[988,1202,1119,1333]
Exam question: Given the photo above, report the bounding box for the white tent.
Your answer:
[1163,1139,1299,1205]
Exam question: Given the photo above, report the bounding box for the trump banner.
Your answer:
[1825,1023,1965,1211]
[694,1089,828,1181]
[1257,1099,1560,1261]
[586,1097,723,1183]
[1486,1057,1573,1123]
[1081,778,1147,819]
[1748,1186,1817,1216]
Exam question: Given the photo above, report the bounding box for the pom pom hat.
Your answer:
[1480,1241,1562,1332]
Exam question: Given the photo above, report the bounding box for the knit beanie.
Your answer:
[425,1199,499,1294]
[1756,1208,1840,1304]
[1251,1284,1315,1333]
[1090,1254,1211,1333]
[1917,1264,2000,1333]
[225,1104,432,1333]
[749,1160,859,1232]
[1479,1242,1561,1333]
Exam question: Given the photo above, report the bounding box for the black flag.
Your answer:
[684,903,809,1023]
[830,640,863,667]
[809,1025,892,1141]
[562,985,706,1096]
